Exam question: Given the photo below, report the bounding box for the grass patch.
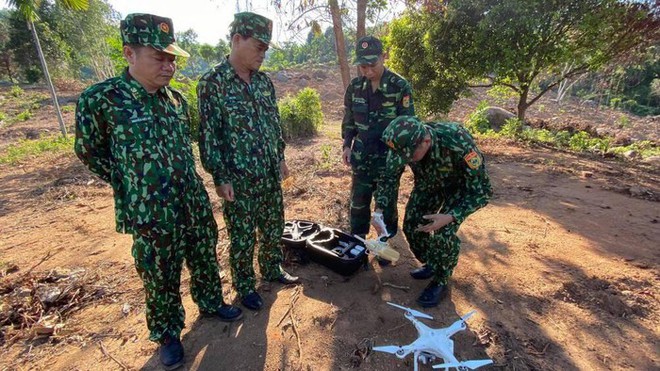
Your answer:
[0,135,74,165]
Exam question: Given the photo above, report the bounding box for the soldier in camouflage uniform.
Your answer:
[341,36,415,258]
[198,12,299,312]
[74,13,242,370]
[373,116,492,307]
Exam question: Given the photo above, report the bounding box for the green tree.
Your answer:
[7,4,71,81]
[5,0,89,137]
[389,0,659,120]
[50,0,119,80]
[0,10,15,81]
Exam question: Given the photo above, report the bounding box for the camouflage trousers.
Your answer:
[350,158,400,236]
[403,186,461,285]
[223,178,284,297]
[131,202,224,343]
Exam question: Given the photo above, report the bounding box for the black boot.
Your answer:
[416,281,448,308]
[159,335,184,370]
[241,292,264,311]
[200,303,243,322]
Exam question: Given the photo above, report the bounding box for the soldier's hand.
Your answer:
[370,209,387,236]
[342,147,351,166]
[280,160,290,180]
[416,214,455,233]
[216,183,235,202]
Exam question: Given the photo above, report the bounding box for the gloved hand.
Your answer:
[371,210,388,237]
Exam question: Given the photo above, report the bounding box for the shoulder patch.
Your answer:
[402,95,410,108]
[464,150,482,170]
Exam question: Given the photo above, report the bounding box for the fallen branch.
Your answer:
[276,286,301,327]
[527,343,550,356]
[281,286,303,360]
[98,341,128,370]
[25,251,53,275]
[382,282,410,292]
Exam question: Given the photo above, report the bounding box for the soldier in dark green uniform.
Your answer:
[74,13,242,370]
[373,116,492,307]
[341,36,415,261]
[198,12,298,312]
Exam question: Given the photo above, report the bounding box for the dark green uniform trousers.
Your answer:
[403,186,462,285]
[131,209,224,343]
[223,179,284,297]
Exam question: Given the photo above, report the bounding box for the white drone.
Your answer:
[373,302,493,371]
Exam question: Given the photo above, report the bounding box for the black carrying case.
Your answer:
[281,220,368,276]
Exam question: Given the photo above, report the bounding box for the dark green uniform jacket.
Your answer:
[197,58,285,188]
[341,68,415,159]
[75,69,201,234]
[377,122,492,223]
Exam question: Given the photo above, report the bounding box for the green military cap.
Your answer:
[120,13,190,58]
[230,12,273,45]
[354,36,383,65]
[382,116,428,162]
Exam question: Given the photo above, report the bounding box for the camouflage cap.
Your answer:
[382,116,428,162]
[230,12,273,45]
[354,36,383,65]
[120,13,190,58]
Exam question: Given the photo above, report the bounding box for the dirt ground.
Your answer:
[0,68,658,371]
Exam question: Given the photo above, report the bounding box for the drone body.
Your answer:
[373,303,493,371]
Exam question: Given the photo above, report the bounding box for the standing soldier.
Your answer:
[198,12,298,312]
[74,14,242,370]
[374,116,492,307]
[341,36,415,263]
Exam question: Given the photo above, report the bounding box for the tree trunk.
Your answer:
[329,0,350,89]
[355,0,367,77]
[517,87,529,122]
[28,20,67,138]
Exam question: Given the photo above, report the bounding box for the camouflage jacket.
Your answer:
[341,69,415,155]
[376,122,493,224]
[197,59,285,187]
[74,69,202,234]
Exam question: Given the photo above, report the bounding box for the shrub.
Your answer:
[278,87,323,140]
[25,68,42,84]
[16,110,32,121]
[10,85,24,98]
[568,131,610,153]
[569,131,592,151]
[609,140,660,158]
[499,117,523,138]
[465,101,490,135]
[554,130,572,148]
[617,115,630,128]
[520,128,555,144]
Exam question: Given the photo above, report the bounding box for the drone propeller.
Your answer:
[431,359,493,370]
[387,302,434,320]
[372,345,401,355]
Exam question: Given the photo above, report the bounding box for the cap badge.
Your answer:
[159,22,169,33]
[361,42,368,49]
